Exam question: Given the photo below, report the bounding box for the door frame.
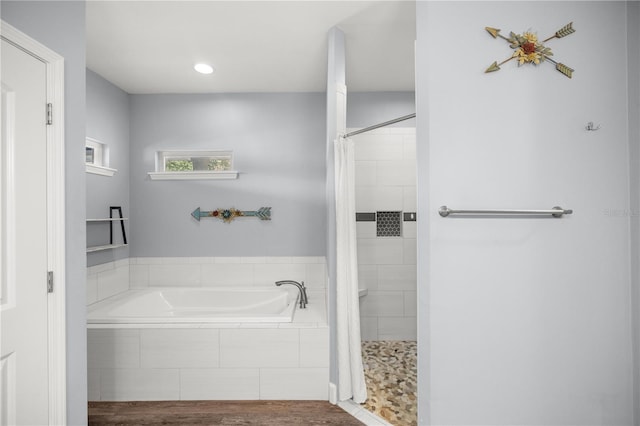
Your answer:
[1,20,66,425]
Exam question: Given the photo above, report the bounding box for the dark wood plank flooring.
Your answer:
[88,400,366,425]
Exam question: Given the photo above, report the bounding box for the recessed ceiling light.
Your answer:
[194,63,214,74]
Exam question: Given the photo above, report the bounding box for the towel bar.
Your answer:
[438,206,573,218]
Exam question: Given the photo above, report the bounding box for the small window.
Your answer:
[160,151,232,172]
[86,138,106,167]
[86,138,116,176]
[148,150,238,180]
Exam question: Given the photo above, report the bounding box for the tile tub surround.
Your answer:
[87,256,327,305]
[87,258,130,305]
[87,289,328,401]
[353,128,416,341]
[87,256,329,401]
[129,256,328,289]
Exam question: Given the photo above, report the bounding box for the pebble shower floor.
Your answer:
[361,341,417,426]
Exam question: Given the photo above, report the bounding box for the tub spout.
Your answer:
[275,280,308,309]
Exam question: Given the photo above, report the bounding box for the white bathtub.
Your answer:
[87,287,297,324]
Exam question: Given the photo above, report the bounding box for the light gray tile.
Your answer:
[88,261,115,275]
[357,238,403,265]
[404,291,417,317]
[403,186,417,212]
[357,265,378,291]
[359,291,404,317]
[188,257,215,264]
[260,368,329,400]
[141,329,219,368]
[129,264,149,288]
[265,257,293,264]
[403,238,417,265]
[180,369,259,400]
[87,274,98,305]
[378,265,416,290]
[115,258,130,268]
[355,161,377,187]
[158,257,191,264]
[403,135,416,160]
[134,257,163,265]
[360,317,379,341]
[403,221,417,238]
[356,222,376,239]
[241,257,266,264]
[96,264,129,300]
[87,329,140,369]
[378,317,417,340]
[376,160,416,186]
[305,263,326,288]
[219,329,299,368]
[353,134,404,161]
[100,368,179,401]
[252,264,306,286]
[291,256,325,264]
[148,264,200,286]
[299,328,329,368]
[214,257,241,264]
[201,263,253,286]
[355,186,404,212]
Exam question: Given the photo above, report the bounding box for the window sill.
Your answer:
[148,171,239,180]
[86,164,117,177]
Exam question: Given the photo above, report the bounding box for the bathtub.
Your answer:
[87,287,297,324]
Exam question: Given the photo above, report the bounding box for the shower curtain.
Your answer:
[334,137,367,403]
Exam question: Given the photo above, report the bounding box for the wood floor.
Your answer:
[88,400,366,425]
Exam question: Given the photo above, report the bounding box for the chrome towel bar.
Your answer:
[439,206,573,218]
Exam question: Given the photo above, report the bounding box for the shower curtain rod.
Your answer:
[344,113,416,138]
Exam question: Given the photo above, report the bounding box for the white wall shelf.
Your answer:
[86,208,128,253]
[147,171,239,180]
[86,243,128,253]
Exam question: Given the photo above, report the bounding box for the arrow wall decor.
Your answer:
[485,22,575,78]
[191,207,271,223]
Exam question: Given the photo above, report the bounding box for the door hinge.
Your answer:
[47,271,54,293]
[46,103,53,125]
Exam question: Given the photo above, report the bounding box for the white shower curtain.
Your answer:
[334,137,367,403]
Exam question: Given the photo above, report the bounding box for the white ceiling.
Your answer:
[86,1,416,94]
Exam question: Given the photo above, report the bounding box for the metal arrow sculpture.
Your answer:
[191,207,271,223]
[485,22,575,78]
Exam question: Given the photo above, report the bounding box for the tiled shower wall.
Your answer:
[354,127,417,341]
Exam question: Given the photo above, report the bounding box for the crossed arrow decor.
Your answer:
[485,22,575,78]
[191,207,271,223]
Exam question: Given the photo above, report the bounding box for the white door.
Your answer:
[1,38,50,426]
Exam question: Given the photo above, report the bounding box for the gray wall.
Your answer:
[347,92,415,129]
[129,93,326,257]
[628,2,640,423]
[1,2,87,424]
[417,1,634,424]
[86,69,130,267]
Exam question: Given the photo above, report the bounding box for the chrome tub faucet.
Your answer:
[275,280,308,309]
